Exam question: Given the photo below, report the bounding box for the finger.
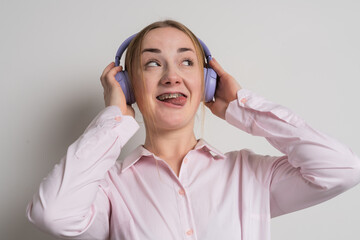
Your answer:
[101,62,115,80]
[107,65,123,78]
[209,58,227,78]
[100,62,116,88]
[105,66,123,87]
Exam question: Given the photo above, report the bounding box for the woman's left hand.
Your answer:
[205,58,242,120]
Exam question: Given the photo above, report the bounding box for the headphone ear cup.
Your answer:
[115,71,136,105]
[203,67,217,102]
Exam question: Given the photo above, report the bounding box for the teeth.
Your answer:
[157,93,184,101]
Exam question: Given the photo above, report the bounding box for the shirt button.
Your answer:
[115,116,122,122]
[183,158,188,164]
[240,98,247,104]
[178,189,185,195]
[186,229,193,236]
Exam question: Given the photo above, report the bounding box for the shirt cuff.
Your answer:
[225,88,306,129]
[85,105,140,148]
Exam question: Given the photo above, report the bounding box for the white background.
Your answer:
[1,0,360,239]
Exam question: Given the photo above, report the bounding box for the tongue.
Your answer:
[162,96,187,106]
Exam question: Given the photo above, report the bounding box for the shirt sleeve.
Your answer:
[26,105,140,239]
[225,88,360,218]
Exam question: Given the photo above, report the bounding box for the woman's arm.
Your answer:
[206,58,360,218]
[26,62,137,238]
[225,88,360,218]
[26,105,139,238]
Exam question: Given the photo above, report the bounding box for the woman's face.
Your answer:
[134,27,203,131]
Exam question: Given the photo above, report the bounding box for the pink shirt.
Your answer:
[26,88,360,240]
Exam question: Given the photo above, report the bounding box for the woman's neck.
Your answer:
[143,125,198,175]
[144,129,198,159]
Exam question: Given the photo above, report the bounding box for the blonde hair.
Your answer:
[124,20,207,175]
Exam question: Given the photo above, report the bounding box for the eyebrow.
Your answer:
[141,47,194,54]
[178,47,194,53]
[141,48,161,54]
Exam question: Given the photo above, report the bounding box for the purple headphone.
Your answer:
[115,33,217,105]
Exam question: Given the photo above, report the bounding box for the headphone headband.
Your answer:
[115,33,212,66]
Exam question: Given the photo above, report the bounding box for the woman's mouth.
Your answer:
[156,93,187,107]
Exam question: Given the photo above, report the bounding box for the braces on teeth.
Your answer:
[157,93,184,100]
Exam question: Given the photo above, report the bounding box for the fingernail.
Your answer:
[208,56,213,61]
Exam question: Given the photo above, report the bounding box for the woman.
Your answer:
[26,20,360,240]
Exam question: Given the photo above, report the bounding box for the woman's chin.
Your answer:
[152,116,192,131]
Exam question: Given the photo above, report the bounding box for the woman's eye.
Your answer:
[146,61,160,67]
[182,59,193,66]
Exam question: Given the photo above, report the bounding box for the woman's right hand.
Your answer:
[100,62,135,118]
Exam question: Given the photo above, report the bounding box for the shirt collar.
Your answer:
[121,138,226,173]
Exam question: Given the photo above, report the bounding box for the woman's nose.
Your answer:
[160,66,182,85]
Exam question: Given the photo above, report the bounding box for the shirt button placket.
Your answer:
[178,189,196,239]
[179,189,186,196]
[178,157,196,239]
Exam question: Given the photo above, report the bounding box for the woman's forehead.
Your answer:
[141,27,195,50]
